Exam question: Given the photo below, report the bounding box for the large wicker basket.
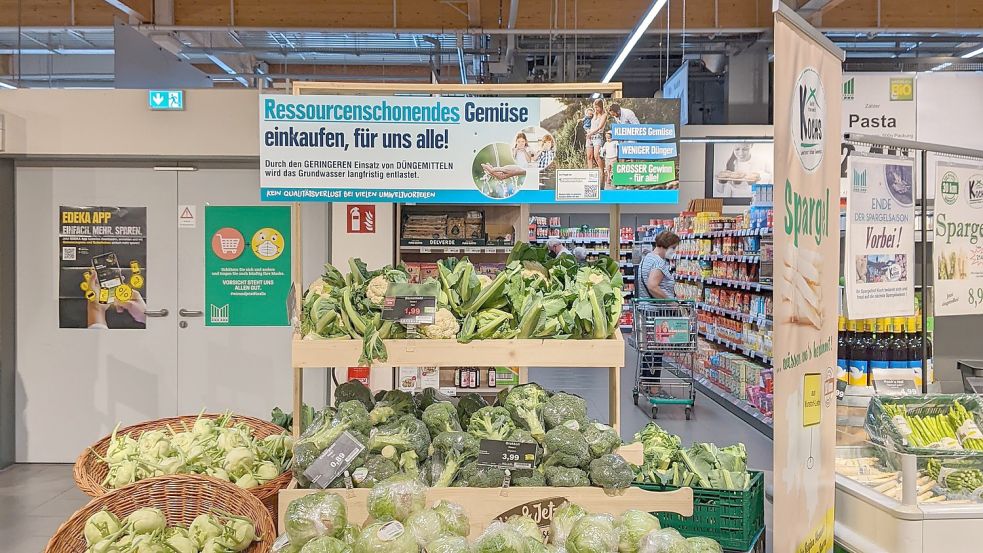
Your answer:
[46,475,275,553]
[74,413,292,519]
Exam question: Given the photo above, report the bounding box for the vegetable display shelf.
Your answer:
[277,485,694,540]
[698,330,773,365]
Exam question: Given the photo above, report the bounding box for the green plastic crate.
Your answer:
[635,470,765,551]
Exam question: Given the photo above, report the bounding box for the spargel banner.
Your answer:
[934,159,983,316]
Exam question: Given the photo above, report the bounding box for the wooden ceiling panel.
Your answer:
[821,0,878,27]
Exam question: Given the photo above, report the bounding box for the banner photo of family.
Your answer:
[259,94,680,204]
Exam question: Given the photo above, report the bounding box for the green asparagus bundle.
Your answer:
[948,401,983,451]
[885,404,961,449]
[926,458,983,493]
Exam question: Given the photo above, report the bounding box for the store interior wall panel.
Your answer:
[0,158,14,468]
[916,73,983,151]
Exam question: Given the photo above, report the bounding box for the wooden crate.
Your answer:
[277,485,693,539]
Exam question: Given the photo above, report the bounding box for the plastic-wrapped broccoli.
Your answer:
[589,454,635,490]
[404,508,446,547]
[432,500,470,537]
[504,383,549,442]
[285,492,349,546]
[368,390,416,426]
[292,401,371,485]
[299,536,351,553]
[453,462,507,488]
[638,528,691,553]
[468,406,517,441]
[366,474,426,522]
[504,515,544,543]
[426,535,471,553]
[614,510,661,553]
[511,469,546,487]
[353,521,418,553]
[351,455,398,488]
[543,392,588,430]
[526,537,551,553]
[583,422,623,459]
[366,415,431,459]
[508,428,536,444]
[542,426,590,468]
[545,466,590,487]
[456,392,489,428]
[430,431,480,487]
[549,501,587,547]
[334,379,375,411]
[423,401,463,437]
[686,536,722,553]
[472,521,531,553]
[566,514,619,553]
[416,387,455,417]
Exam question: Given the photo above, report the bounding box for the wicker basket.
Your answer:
[46,475,275,553]
[74,413,292,519]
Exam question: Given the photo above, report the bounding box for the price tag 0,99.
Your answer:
[304,431,366,489]
[382,295,437,325]
[477,439,540,470]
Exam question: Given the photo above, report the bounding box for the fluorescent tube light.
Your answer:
[961,46,983,59]
[601,0,669,83]
[931,62,952,72]
[153,166,198,172]
[0,80,17,90]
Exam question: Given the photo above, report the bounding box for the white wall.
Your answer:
[916,73,983,151]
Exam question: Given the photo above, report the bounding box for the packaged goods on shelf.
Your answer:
[403,213,448,239]
[404,262,440,283]
[751,182,774,204]
[476,262,505,278]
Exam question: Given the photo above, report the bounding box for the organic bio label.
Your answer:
[791,68,827,172]
[377,521,405,542]
[958,419,983,441]
[891,415,913,438]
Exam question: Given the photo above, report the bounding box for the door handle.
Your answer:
[145,308,169,318]
[179,309,204,317]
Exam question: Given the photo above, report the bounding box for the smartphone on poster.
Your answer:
[92,252,123,297]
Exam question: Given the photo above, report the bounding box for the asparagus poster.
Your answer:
[773,6,842,552]
[845,153,916,319]
[934,159,983,316]
[204,206,291,326]
[58,206,148,329]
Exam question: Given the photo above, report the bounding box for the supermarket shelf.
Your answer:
[676,274,774,293]
[666,360,773,437]
[677,227,773,239]
[698,302,773,329]
[698,330,773,365]
[400,245,513,253]
[445,387,506,394]
[530,237,632,245]
[672,253,762,263]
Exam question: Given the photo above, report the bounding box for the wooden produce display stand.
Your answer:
[278,485,694,539]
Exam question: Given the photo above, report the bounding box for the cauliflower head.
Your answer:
[307,278,327,296]
[366,275,391,306]
[420,308,460,339]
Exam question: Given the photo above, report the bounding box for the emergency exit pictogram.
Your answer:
[347,205,376,234]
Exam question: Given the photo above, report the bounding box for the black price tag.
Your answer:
[303,431,366,488]
[382,295,437,325]
[835,379,848,401]
[477,439,540,470]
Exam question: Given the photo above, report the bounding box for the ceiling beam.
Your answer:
[467,0,480,27]
[797,0,851,25]
[103,0,148,24]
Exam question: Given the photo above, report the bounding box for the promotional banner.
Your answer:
[934,159,983,316]
[58,206,147,329]
[204,206,292,326]
[845,153,916,319]
[259,95,679,204]
[773,8,841,552]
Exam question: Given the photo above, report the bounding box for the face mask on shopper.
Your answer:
[666,247,676,259]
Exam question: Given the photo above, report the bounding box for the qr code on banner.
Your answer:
[61,246,77,261]
[584,183,600,200]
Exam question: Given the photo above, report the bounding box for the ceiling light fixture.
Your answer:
[153,166,198,172]
[0,80,17,90]
[961,46,983,59]
[600,0,669,84]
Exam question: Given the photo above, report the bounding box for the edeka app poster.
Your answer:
[773,11,841,553]
[844,153,916,319]
[58,206,148,329]
[204,206,291,326]
[934,159,983,316]
[258,95,679,204]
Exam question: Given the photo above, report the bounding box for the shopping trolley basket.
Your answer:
[632,298,697,419]
[217,234,241,254]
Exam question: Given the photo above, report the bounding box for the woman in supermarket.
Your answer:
[585,98,609,170]
[638,231,680,301]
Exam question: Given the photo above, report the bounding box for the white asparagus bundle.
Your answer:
[781,242,823,329]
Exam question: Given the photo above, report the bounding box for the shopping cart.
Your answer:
[632,298,697,419]
[217,233,241,254]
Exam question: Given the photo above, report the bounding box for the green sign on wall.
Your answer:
[610,161,677,187]
[205,206,291,326]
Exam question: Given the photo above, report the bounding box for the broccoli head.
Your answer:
[507,428,536,444]
[456,392,489,429]
[429,431,480,487]
[416,387,454,417]
[368,390,417,426]
[503,383,549,442]
[467,406,517,441]
[366,474,427,522]
[543,392,588,430]
[453,462,507,488]
[583,422,622,459]
[589,454,635,490]
[422,402,463,437]
[542,426,590,469]
[334,379,375,411]
[352,454,398,488]
[511,468,546,487]
[544,466,590,487]
[366,415,431,459]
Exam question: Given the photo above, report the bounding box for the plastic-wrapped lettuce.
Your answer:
[472,521,530,553]
[285,492,349,546]
[339,524,360,545]
[638,528,692,553]
[566,513,619,553]
[549,502,587,547]
[504,514,544,543]
[432,500,470,537]
[426,535,472,553]
[366,474,426,522]
[614,510,661,553]
[353,521,418,553]
[404,508,446,546]
[686,536,722,553]
[299,535,352,553]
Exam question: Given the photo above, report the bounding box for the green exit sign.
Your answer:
[148,90,184,111]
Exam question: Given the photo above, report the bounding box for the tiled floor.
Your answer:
[0,464,89,552]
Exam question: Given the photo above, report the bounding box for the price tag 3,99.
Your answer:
[477,439,540,470]
[304,431,366,488]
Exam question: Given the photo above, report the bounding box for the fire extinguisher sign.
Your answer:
[346,204,376,234]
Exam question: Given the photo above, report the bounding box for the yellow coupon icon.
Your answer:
[85,290,96,302]
[80,280,90,292]
[114,284,133,303]
[98,288,110,303]
[130,260,141,274]
[130,274,144,289]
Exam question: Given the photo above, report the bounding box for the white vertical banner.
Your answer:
[844,153,916,319]
[934,158,983,316]
[773,4,842,552]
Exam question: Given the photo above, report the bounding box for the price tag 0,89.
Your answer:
[477,439,540,471]
[304,431,366,488]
